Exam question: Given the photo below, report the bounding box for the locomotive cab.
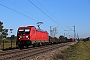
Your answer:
[16,26,32,48]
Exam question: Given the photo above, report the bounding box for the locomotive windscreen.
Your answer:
[18,29,30,34]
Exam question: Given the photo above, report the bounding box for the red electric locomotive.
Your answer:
[16,26,49,48]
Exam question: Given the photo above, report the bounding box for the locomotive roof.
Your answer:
[18,26,48,32]
[19,26,35,27]
[18,26,35,28]
[36,29,47,32]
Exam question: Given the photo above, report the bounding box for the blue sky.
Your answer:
[0,0,90,38]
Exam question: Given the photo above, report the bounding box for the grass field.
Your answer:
[53,41,90,60]
[0,42,16,50]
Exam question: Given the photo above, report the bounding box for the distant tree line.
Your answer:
[49,35,68,40]
[83,37,90,42]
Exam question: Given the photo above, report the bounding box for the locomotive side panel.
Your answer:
[30,27,36,40]
[36,30,49,42]
[36,30,41,40]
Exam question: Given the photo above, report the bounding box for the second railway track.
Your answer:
[83,42,90,53]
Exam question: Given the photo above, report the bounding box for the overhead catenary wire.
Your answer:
[36,0,65,29]
[36,0,60,23]
[0,4,49,27]
[8,0,33,15]
[7,0,65,30]
[28,0,65,30]
[7,0,49,27]
[8,0,43,21]
[36,0,52,17]
[0,4,37,22]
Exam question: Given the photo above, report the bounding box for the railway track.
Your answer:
[83,42,90,53]
[0,42,73,60]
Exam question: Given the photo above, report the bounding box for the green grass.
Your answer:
[0,39,16,51]
[53,41,90,60]
[0,41,16,50]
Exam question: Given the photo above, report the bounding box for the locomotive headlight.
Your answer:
[26,36,29,38]
[19,36,22,39]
